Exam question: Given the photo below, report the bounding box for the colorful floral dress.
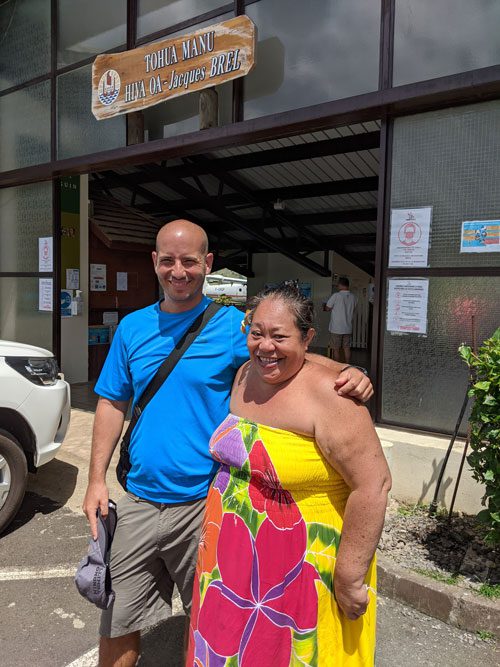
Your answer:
[187,414,377,667]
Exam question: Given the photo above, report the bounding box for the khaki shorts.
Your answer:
[100,492,205,638]
[330,333,351,349]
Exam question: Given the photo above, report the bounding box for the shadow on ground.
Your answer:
[27,457,78,506]
[3,459,78,536]
[2,492,63,537]
[140,616,185,666]
[422,513,499,583]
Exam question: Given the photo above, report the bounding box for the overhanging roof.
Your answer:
[90,120,380,276]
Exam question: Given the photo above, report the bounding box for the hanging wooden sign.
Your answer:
[92,15,256,120]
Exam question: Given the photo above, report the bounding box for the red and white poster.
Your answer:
[387,279,429,335]
[388,206,432,268]
[38,237,53,272]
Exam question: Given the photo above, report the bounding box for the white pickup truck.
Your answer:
[0,340,71,533]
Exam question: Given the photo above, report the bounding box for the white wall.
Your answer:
[378,426,484,514]
[60,175,89,383]
[248,251,371,348]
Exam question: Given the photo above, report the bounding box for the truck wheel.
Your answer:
[0,431,28,534]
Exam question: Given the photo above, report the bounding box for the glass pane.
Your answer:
[138,0,226,39]
[142,12,233,139]
[0,82,51,172]
[0,182,52,273]
[0,277,53,351]
[144,80,232,139]
[244,0,380,120]
[391,101,500,268]
[0,0,50,91]
[394,0,500,86]
[381,276,500,433]
[57,0,127,67]
[57,65,126,160]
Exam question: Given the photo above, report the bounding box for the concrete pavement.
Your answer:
[0,405,496,666]
[42,405,499,636]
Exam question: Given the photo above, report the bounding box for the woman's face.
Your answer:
[247,298,314,384]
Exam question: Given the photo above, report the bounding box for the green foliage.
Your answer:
[413,567,459,586]
[396,501,447,518]
[459,328,500,544]
[477,583,500,599]
[476,630,495,641]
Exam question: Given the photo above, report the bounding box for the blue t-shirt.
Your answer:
[95,297,249,503]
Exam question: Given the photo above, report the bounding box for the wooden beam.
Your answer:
[125,131,381,180]
[135,176,379,214]
[138,165,331,276]
[259,208,378,229]
[186,155,324,249]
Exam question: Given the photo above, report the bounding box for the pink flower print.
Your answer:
[248,439,302,529]
[197,514,318,667]
[210,415,248,468]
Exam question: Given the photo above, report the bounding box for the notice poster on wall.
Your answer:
[460,220,500,253]
[39,278,53,311]
[38,237,53,272]
[90,263,107,291]
[61,289,73,318]
[388,207,432,268]
[66,268,80,289]
[387,278,429,335]
[116,271,128,291]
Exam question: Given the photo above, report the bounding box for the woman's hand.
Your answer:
[334,578,369,620]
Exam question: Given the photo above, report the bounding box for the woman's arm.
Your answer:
[313,384,391,619]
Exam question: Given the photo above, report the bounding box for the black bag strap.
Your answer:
[121,301,223,447]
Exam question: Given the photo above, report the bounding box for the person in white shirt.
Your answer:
[326,277,358,363]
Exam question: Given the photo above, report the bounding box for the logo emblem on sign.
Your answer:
[98,70,121,105]
[398,212,421,247]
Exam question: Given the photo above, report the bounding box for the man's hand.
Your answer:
[335,366,373,402]
[83,480,109,540]
[334,578,369,620]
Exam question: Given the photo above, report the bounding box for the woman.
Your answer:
[187,284,391,667]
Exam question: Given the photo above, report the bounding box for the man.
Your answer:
[83,220,373,667]
[326,276,358,363]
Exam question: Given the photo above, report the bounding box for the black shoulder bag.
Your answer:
[116,301,223,491]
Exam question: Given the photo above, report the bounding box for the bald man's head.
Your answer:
[155,220,209,256]
[152,219,213,312]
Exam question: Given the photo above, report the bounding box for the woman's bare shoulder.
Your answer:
[304,359,340,395]
[304,360,361,417]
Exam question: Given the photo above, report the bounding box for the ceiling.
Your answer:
[89,120,380,277]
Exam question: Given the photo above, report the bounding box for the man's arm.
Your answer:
[324,293,335,312]
[82,396,129,539]
[305,352,373,402]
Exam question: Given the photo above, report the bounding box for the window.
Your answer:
[394,0,500,86]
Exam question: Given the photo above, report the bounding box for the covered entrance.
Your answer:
[86,120,380,379]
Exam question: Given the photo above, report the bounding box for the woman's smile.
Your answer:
[256,355,282,368]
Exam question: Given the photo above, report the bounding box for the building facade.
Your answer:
[1,0,499,436]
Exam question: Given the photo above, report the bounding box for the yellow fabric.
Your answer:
[257,423,377,667]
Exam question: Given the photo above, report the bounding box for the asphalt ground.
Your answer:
[0,408,498,666]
